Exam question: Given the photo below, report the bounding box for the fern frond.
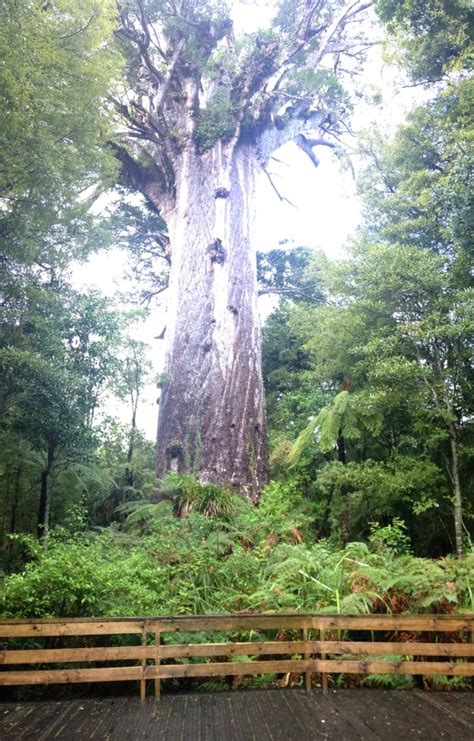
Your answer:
[285,417,318,466]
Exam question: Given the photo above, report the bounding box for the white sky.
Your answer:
[73,2,419,440]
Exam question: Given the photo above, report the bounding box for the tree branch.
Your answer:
[116,6,164,87]
[58,12,98,41]
[312,1,373,66]
[297,0,324,41]
[155,37,185,114]
[262,166,296,207]
[296,133,336,168]
[258,285,323,304]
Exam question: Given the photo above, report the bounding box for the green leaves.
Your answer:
[0,281,142,542]
[2,483,473,619]
[0,0,124,295]
[0,0,121,205]
[196,94,238,152]
[156,473,241,519]
[359,79,474,261]
[286,390,383,465]
[376,0,473,82]
[263,215,472,554]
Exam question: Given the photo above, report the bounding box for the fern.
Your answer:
[116,499,173,526]
[285,418,318,466]
[286,390,383,463]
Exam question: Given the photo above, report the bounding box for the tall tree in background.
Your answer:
[0,0,123,543]
[116,339,154,488]
[376,0,473,84]
[114,0,373,498]
[0,288,124,541]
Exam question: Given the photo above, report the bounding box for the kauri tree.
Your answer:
[114,0,373,499]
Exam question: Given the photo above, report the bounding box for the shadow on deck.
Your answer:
[1,688,473,740]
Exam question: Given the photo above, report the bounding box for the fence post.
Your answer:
[140,623,147,701]
[155,630,161,700]
[321,629,328,694]
[302,625,312,692]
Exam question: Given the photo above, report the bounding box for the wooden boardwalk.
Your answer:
[0,689,473,740]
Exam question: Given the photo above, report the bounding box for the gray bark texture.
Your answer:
[156,143,267,499]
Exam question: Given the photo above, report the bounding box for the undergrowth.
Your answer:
[1,479,473,619]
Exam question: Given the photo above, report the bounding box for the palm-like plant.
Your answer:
[286,390,383,466]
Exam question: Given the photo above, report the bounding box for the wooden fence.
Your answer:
[1,613,473,699]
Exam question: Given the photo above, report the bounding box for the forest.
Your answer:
[0,0,473,630]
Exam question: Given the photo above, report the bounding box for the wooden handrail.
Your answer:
[1,613,473,698]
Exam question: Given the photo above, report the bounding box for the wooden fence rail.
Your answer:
[1,613,473,699]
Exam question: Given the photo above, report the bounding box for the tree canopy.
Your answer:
[0,0,121,266]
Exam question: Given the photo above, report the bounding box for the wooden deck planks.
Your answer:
[290,688,378,740]
[332,688,473,740]
[1,689,473,740]
[414,690,474,731]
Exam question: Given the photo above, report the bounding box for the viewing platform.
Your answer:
[1,688,473,739]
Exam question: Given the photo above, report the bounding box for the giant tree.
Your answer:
[114,0,373,498]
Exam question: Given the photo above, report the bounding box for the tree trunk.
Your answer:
[337,432,346,464]
[37,469,50,541]
[115,0,374,502]
[125,393,138,488]
[449,423,463,559]
[155,141,268,500]
[37,444,54,542]
[9,465,21,536]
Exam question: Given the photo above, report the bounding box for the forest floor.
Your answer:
[0,688,473,740]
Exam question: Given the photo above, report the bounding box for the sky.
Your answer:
[72,2,419,441]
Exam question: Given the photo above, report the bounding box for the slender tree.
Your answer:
[115,339,154,487]
[114,0,373,498]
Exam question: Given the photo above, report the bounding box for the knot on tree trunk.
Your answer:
[207,238,225,265]
[214,187,230,199]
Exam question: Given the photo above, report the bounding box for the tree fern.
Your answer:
[116,499,173,527]
[286,390,383,464]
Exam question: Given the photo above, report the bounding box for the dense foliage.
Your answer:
[0,0,121,268]
[2,482,473,619]
[263,241,473,557]
[263,1,473,559]
[0,1,156,548]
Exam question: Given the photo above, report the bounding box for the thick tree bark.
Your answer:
[155,142,267,500]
